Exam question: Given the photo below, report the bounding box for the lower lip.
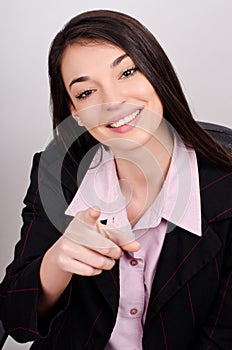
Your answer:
[107,110,142,134]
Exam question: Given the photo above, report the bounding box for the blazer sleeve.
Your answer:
[193,219,232,350]
[0,152,74,343]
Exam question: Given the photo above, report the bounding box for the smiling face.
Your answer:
[61,41,165,152]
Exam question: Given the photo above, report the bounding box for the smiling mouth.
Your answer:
[108,109,141,128]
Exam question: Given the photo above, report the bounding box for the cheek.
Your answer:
[146,88,163,115]
[152,95,163,115]
[78,105,103,130]
[132,83,151,99]
[134,81,161,105]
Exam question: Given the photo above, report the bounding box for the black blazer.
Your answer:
[0,124,232,349]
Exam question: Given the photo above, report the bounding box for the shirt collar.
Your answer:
[137,132,202,236]
[65,133,202,237]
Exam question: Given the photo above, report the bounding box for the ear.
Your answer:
[69,104,84,127]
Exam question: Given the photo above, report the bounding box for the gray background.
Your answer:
[0,0,231,348]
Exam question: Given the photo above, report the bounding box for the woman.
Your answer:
[0,9,231,350]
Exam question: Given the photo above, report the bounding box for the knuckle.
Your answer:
[59,237,70,250]
[100,246,121,259]
[101,247,112,257]
[97,256,115,270]
[56,253,67,269]
[97,256,107,269]
[112,246,122,259]
[106,259,115,270]
[85,266,101,276]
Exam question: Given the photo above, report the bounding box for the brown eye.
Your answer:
[76,89,95,100]
[121,67,138,79]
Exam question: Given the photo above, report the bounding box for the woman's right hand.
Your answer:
[38,207,140,316]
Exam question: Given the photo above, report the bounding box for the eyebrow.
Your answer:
[69,75,90,89]
[110,53,128,68]
[69,53,129,90]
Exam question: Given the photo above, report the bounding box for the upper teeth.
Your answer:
[110,110,140,128]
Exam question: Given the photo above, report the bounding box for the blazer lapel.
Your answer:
[93,261,120,318]
[146,215,222,321]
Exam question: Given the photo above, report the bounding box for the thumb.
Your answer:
[121,240,141,252]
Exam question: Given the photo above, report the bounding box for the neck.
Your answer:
[110,122,174,225]
[113,122,173,188]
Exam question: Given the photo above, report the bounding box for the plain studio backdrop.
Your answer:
[0,0,231,349]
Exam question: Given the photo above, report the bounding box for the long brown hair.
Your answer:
[48,9,232,169]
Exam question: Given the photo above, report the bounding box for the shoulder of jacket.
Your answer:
[197,155,232,223]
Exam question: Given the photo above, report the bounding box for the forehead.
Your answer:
[61,41,128,76]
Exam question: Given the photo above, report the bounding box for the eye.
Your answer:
[76,89,95,100]
[121,67,138,79]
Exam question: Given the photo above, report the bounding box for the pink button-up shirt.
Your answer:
[66,133,202,350]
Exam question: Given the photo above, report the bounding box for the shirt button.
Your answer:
[130,308,138,315]
[130,259,138,266]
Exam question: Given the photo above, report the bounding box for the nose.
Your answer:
[101,85,126,111]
